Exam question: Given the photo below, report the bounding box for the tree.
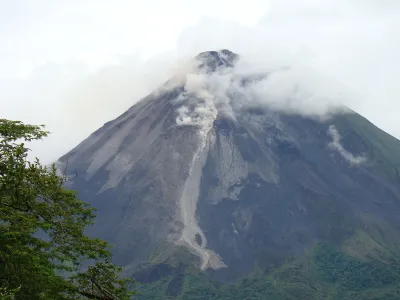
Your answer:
[0,119,134,299]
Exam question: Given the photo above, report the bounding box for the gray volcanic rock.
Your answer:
[57,50,400,281]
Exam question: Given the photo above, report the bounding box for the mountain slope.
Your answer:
[136,242,400,300]
[57,50,400,287]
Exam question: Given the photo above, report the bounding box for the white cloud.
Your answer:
[171,51,351,133]
[175,1,400,136]
[2,53,181,163]
[1,0,399,162]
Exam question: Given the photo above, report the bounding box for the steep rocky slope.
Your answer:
[57,50,400,288]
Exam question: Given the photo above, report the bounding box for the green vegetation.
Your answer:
[4,113,400,300]
[0,119,134,299]
[332,112,400,178]
[136,242,400,300]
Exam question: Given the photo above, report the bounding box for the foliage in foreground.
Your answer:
[0,119,134,299]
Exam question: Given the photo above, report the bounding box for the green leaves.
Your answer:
[0,119,134,299]
[136,243,400,300]
[0,119,48,143]
[0,286,21,300]
[71,261,135,300]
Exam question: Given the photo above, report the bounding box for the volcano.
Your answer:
[57,50,400,299]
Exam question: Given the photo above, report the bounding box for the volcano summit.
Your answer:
[57,50,400,297]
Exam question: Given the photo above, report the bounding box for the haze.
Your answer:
[1,0,399,163]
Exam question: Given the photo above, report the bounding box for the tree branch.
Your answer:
[78,290,113,300]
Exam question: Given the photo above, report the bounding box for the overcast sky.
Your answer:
[1,0,400,163]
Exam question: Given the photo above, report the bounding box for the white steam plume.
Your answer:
[171,52,353,133]
[327,125,366,165]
